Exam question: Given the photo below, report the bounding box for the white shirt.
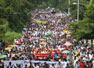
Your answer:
[92,60,94,68]
[34,65,39,68]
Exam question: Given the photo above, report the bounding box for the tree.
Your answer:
[0,18,8,40]
[0,0,33,42]
[0,0,33,32]
[69,3,94,46]
[4,31,21,42]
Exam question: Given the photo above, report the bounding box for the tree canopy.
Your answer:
[0,0,33,42]
[69,3,94,45]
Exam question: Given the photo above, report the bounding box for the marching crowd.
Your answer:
[0,7,94,68]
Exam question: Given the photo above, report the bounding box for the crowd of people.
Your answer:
[0,7,94,68]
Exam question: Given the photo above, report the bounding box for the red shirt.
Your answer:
[51,52,55,58]
[79,62,85,68]
[56,50,61,55]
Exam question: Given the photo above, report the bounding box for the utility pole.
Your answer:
[77,0,79,22]
[90,0,94,4]
[68,0,70,15]
[90,0,92,4]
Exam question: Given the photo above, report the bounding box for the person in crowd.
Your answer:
[29,61,34,68]
[44,62,50,68]
[34,63,39,68]
[75,61,79,68]
[57,62,62,68]
[0,60,4,68]
[79,61,85,68]
[51,64,55,68]
[7,62,12,68]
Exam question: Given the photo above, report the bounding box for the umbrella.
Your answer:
[9,45,14,48]
[0,55,7,59]
[5,47,12,50]
[63,30,68,34]
[21,45,25,48]
[23,28,27,31]
[43,36,47,39]
[51,40,55,43]
[64,41,72,46]
[62,50,70,53]
[36,21,46,24]
[36,20,41,24]
[45,31,52,37]
[40,42,46,45]
[29,38,35,40]
[34,37,40,40]
[62,50,72,55]
[39,18,44,20]
[41,21,46,24]
[46,34,52,37]
[39,39,45,41]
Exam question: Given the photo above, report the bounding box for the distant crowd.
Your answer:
[0,7,94,68]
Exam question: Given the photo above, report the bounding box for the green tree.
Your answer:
[0,0,33,42]
[70,3,94,46]
[0,18,8,40]
[0,0,33,32]
[4,31,21,42]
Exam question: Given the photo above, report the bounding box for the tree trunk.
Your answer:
[91,39,93,47]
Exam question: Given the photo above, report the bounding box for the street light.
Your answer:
[73,0,79,22]
[73,3,86,6]
[68,0,71,15]
[73,1,87,22]
[73,2,77,5]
